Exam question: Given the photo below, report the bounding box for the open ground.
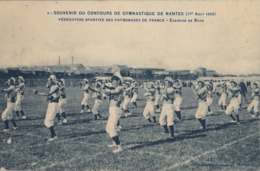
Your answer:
[0,86,259,171]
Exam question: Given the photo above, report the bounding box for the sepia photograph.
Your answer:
[0,1,259,170]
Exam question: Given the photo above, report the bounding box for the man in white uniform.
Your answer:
[130,82,138,108]
[34,75,60,141]
[193,81,208,130]
[80,78,91,113]
[206,82,214,115]
[154,81,161,113]
[247,82,259,118]
[89,80,103,120]
[122,82,132,117]
[14,76,27,119]
[56,79,68,124]
[2,77,18,131]
[143,82,157,124]
[218,82,228,111]
[173,79,183,120]
[103,72,124,153]
[225,81,240,124]
[159,77,175,138]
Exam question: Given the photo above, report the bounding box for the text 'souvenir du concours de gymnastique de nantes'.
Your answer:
[47,10,217,23]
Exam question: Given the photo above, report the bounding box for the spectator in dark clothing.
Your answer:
[247,81,251,88]
[239,79,248,106]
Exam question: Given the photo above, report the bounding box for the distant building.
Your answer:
[95,76,134,82]
[90,65,130,76]
[130,68,144,78]
[18,64,89,78]
[68,64,91,74]
[153,71,170,76]
[195,67,207,77]
[45,64,88,75]
[0,64,220,81]
[206,70,219,77]
[168,70,190,76]
[15,66,47,78]
[130,68,165,78]
[90,66,113,76]
[1,68,22,78]
[114,65,130,76]
[167,70,191,79]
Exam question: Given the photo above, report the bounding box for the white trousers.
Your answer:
[2,102,15,121]
[225,98,239,115]
[130,93,138,103]
[122,96,130,110]
[44,102,59,128]
[81,93,90,105]
[59,98,67,113]
[173,96,183,111]
[206,98,213,107]
[159,103,174,126]
[218,93,227,106]
[92,99,102,114]
[106,106,122,137]
[15,95,24,111]
[247,99,259,114]
[155,94,161,106]
[143,101,155,119]
[195,101,208,119]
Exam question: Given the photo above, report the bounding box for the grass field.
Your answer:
[0,86,259,171]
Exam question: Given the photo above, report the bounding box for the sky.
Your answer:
[0,1,259,75]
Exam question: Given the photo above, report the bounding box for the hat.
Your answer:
[112,72,124,83]
[174,79,181,83]
[155,80,160,84]
[10,77,16,83]
[148,82,154,88]
[83,78,89,83]
[230,80,237,85]
[252,82,259,87]
[95,81,102,87]
[18,76,25,82]
[7,77,16,85]
[96,79,102,83]
[209,81,213,87]
[49,75,57,83]
[196,80,205,85]
[133,82,138,86]
[124,81,131,86]
[60,78,65,85]
[164,77,173,83]
[206,82,213,90]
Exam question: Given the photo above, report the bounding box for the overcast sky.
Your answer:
[0,1,259,74]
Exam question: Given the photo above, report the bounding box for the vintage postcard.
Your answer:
[0,1,259,170]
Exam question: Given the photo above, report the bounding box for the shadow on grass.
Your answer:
[61,118,92,126]
[126,134,206,150]
[22,112,90,121]
[192,161,259,169]
[185,118,260,135]
[121,124,157,132]
[18,116,45,121]
[126,118,260,151]
[60,122,157,140]
[179,117,195,121]
[207,112,224,117]
[181,106,198,110]
[62,130,107,139]
[130,105,145,109]
[213,118,259,130]
[120,114,142,119]
[19,124,44,129]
